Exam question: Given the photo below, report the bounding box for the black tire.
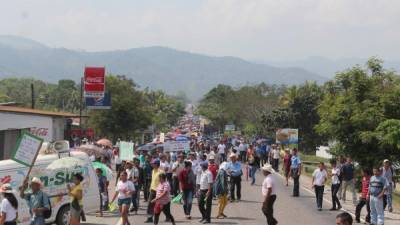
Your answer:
[56,205,70,225]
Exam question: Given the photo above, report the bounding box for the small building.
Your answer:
[0,106,78,160]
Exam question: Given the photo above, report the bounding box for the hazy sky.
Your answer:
[1,0,399,61]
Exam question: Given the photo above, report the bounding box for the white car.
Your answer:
[0,151,100,225]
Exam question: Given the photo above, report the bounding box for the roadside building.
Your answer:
[0,106,78,160]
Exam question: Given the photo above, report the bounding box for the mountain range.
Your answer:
[0,35,328,100]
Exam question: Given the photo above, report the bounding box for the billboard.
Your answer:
[163,140,190,152]
[84,67,105,97]
[276,128,298,144]
[85,92,111,109]
[225,124,235,131]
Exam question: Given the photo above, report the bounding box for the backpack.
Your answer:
[41,192,52,219]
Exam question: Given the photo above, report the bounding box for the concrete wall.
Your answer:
[0,112,54,141]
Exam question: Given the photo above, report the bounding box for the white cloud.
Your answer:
[1,0,399,60]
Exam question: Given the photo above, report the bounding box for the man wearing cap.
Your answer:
[382,159,396,212]
[19,177,50,225]
[145,159,164,223]
[198,162,213,224]
[261,164,278,225]
[227,153,242,202]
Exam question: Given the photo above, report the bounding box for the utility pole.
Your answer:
[31,83,35,109]
[79,77,83,128]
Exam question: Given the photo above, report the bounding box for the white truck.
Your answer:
[0,150,99,225]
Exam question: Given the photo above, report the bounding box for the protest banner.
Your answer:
[163,140,190,152]
[11,132,44,179]
[119,141,134,161]
[276,128,299,144]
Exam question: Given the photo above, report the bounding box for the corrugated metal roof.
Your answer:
[0,106,79,117]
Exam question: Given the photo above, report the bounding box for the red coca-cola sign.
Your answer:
[30,127,49,137]
[84,67,105,97]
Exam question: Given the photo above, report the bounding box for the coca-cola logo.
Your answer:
[85,77,104,83]
[30,127,49,137]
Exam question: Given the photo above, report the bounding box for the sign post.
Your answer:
[84,67,105,98]
[11,132,44,179]
[119,141,134,161]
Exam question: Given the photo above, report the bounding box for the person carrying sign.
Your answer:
[19,177,50,225]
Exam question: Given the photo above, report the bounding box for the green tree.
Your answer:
[88,75,152,140]
[316,58,400,167]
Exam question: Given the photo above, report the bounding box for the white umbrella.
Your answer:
[47,157,86,170]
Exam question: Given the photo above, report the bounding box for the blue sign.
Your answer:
[85,92,111,109]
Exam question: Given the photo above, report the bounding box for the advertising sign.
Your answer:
[225,124,235,131]
[85,92,111,109]
[119,141,134,161]
[84,67,105,97]
[11,132,43,167]
[163,141,190,152]
[276,128,298,144]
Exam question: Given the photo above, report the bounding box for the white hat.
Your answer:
[229,153,237,158]
[261,164,275,173]
[31,177,42,186]
[383,159,390,163]
[209,155,215,160]
[0,183,13,193]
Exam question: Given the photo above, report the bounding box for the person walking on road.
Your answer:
[355,168,371,223]
[152,173,176,225]
[282,149,291,186]
[0,183,18,225]
[369,166,388,225]
[341,157,357,205]
[217,141,227,163]
[261,164,278,225]
[171,153,185,197]
[214,162,229,219]
[19,177,50,225]
[289,148,301,197]
[312,162,328,211]
[330,160,342,211]
[96,168,108,217]
[178,160,196,219]
[382,159,396,212]
[248,148,259,186]
[68,173,84,225]
[145,159,164,223]
[227,153,242,202]
[111,171,135,225]
[271,145,280,172]
[142,155,153,202]
[198,162,213,224]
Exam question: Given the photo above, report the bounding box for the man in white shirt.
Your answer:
[217,142,226,162]
[271,145,280,172]
[198,162,213,224]
[238,141,247,162]
[261,164,277,225]
[312,162,328,211]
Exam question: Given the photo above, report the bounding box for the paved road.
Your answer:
[84,170,358,225]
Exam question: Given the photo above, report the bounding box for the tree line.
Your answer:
[0,75,187,139]
[197,58,400,167]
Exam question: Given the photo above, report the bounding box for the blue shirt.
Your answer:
[369,175,387,197]
[228,161,242,177]
[24,190,50,216]
[290,155,301,169]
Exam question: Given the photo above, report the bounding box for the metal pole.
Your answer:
[79,77,83,128]
[31,83,35,109]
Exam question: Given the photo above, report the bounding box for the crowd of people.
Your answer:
[310,157,397,225]
[1,135,396,225]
